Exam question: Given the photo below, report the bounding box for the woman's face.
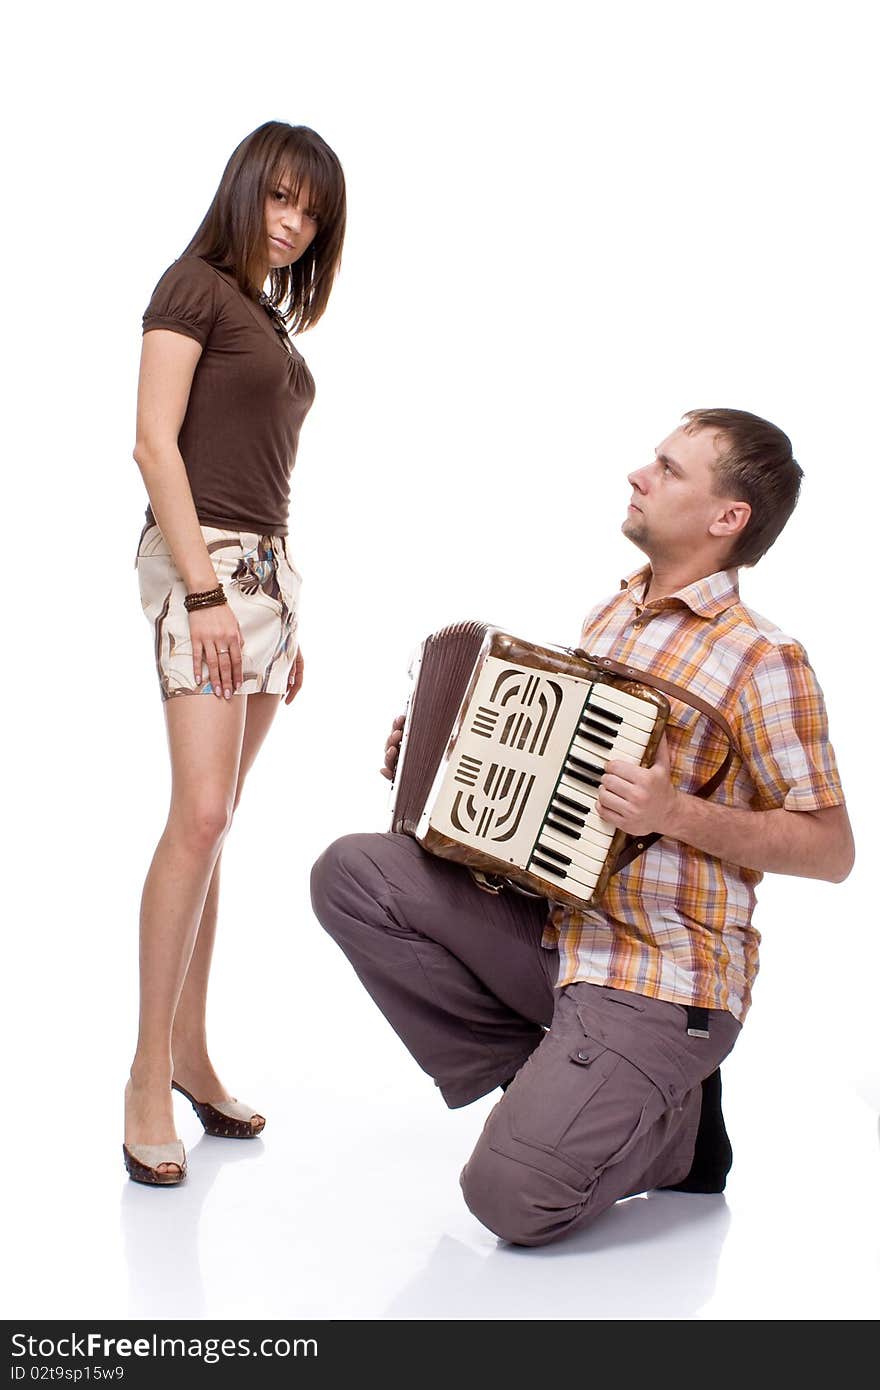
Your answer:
[263,171,320,270]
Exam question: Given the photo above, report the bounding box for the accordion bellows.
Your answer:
[389,622,670,909]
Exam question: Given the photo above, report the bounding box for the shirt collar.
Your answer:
[619,565,740,619]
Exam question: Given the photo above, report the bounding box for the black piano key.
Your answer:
[580,716,619,737]
[548,804,584,828]
[565,767,601,788]
[554,792,590,815]
[577,728,614,751]
[584,699,622,724]
[535,842,571,866]
[530,856,566,879]
[567,754,606,776]
[545,817,579,839]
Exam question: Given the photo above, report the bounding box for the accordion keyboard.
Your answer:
[529,682,658,896]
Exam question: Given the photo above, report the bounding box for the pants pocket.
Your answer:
[574,999,684,1108]
[490,990,680,1187]
[281,539,303,586]
[275,544,302,633]
[509,1039,622,1162]
[134,523,166,568]
[136,555,178,621]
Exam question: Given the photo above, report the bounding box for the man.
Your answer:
[310,408,854,1247]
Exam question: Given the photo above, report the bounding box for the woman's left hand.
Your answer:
[284,648,304,705]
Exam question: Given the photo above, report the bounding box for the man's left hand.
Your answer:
[596,732,679,837]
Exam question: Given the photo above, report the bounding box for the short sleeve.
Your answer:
[735,642,845,812]
[142,256,220,348]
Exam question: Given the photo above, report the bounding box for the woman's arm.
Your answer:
[133,328,218,594]
[133,327,245,697]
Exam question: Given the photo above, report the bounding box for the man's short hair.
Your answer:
[682,407,804,568]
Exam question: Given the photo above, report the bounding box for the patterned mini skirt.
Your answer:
[135,523,302,702]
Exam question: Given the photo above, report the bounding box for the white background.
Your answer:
[3,0,877,1321]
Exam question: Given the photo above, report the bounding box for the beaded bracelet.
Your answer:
[185,593,227,612]
[184,585,227,613]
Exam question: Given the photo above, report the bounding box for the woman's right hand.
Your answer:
[187,603,245,698]
[380,714,406,780]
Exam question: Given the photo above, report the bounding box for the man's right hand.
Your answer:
[381,714,406,780]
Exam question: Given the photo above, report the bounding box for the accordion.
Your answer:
[389,622,671,909]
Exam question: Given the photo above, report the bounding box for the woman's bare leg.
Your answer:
[170,692,283,1104]
[124,692,248,1171]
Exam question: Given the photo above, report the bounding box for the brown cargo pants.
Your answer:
[310,831,741,1247]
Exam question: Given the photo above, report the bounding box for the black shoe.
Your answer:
[659,1068,732,1193]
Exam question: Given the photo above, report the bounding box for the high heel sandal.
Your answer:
[172,1080,266,1138]
[122,1140,187,1186]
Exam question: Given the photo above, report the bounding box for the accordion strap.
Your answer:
[571,650,741,875]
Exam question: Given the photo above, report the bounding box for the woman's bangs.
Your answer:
[272,148,340,223]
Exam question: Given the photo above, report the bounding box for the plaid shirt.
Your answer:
[542,565,845,1021]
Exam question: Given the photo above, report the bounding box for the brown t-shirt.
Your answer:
[139,255,316,538]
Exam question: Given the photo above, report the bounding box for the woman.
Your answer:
[126,121,346,1185]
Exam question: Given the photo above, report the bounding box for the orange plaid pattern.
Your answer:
[542,565,845,1021]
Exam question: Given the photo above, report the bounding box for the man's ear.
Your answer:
[709,500,751,541]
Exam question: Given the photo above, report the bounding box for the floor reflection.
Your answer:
[384,1192,731,1320]
[120,1135,265,1318]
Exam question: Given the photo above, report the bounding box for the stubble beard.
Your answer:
[622,514,649,552]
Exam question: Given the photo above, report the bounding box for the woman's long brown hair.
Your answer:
[181,120,346,333]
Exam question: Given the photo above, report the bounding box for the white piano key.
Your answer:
[585,703,655,739]
[572,729,647,762]
[538,827,611,873]
[550,789,593,816]
[562,867,602,894]
[557,777,617,834]
[542,814,614,855]
[579,710,648,738]
[544,800,614,839]
[547,800,588,827]
[558,773,601,800]
[565,755,608,781]
[589,684,659,732]
[531,858,600,895]
[591,680,662,716]
[547,804,592,833]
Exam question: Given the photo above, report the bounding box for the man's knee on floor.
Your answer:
[459,1140,592,1248]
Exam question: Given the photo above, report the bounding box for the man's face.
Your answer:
[622,426,732,561]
